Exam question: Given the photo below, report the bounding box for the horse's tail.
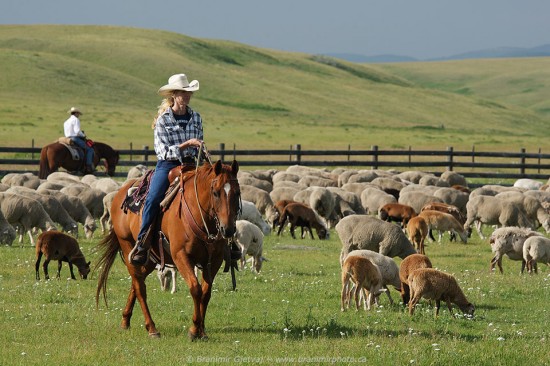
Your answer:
[38,146,50,179]
[94,230,122,308]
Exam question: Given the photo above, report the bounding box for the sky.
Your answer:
[2,0,550,60]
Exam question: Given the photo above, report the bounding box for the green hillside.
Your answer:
[0,25,548,151]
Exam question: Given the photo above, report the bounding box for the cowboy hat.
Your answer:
[158,74,199,96]
[67,107,82,115]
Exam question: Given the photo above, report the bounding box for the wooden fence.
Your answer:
[1,142,549,182]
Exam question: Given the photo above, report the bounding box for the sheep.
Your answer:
[269,186,301,204]
[286,165,333,179]
[347,171,379,184]
[235,220,266,272]
[439,171,468,188]
[488,226,543,274]
[470,184,523,198]
[298,175,338,188]
[433,187,469,214]
[406,216,429,255]
[156,264,177,293]
[2,172,41,189]
[522,236,550,274]
[307,187,336,223]
[408,268,475,318]
[464,195,534,239]
[90,177,121,194]
[419,210,468,243]
[239,200,271,235]
[514,178,543,191]
[238,175,273,192]
[0,209,16,246]
[421,201,469,242]
[267,199,296,231]
[345,249,401,305]
[35,230,90,280]
[394,170,431,184]
[360,187,397,215]
[240,184,274,215]
[336,215,416,264]
[340,255,384,311]
[337,169,359,186]
[272,171,301,184]
[277,202,329,240]
[0,192,57,246]
[272,180,306,191]
[341,182,375,196]
[524,190,550,205]
[495,191,550,233]
[61,185,106,219]
[245,168,278,183]
[398,191,443,214]
[127,164,149,180]
[45,171,81,183]
[378,203,417,228]
[399,253,433,305]
[99,191,117,234]
[370,177,407,193]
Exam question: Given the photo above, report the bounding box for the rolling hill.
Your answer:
[0,25,548,151]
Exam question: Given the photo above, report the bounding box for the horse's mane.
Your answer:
[190,161,234,182]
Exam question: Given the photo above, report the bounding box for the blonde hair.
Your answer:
[151,95,175,129]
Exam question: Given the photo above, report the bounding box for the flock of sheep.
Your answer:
[1,163,550,317]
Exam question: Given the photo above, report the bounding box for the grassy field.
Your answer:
[0,25,549,152]
[1,225,549,365]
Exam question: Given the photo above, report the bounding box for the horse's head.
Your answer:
[209,160,241,239]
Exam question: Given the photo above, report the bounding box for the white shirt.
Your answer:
[64,115,84,138]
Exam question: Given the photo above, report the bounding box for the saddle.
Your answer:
[57,137,81,160]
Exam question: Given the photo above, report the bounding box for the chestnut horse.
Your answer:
[39,141,119,179]
[95,160,240,339]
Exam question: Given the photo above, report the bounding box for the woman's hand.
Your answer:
[179,138,203,149]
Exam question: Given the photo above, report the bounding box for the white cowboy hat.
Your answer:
[158,74,199,96]
[67,107,82,115]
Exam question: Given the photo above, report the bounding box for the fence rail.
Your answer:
[1,143,549,182]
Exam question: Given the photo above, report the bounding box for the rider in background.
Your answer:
[63,107,94,174]
[128,73,203,266]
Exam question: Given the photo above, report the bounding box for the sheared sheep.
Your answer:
[235,220,266,272]
[408,268,475,318]
[378,203,417,228]
[399,253,433,305]
[35,230,90,280]
[336,215,416,264]
[418,210,468,243]
[489,226,542,274]
[522,236,550,274]
[276,202,329,240]
[341,255,384,311]
[406,216,429,255]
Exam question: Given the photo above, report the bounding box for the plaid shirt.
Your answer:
[154,106,203,161]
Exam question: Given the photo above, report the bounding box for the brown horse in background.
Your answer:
[95,160,240,339]
[39,141,120,179]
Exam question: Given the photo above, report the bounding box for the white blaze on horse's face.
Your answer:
[224,183,231,197]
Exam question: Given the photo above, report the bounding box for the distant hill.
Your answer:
[322,53,418,63]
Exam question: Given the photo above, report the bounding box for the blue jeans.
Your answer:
[137,160,180,240]
[70,137,94,167]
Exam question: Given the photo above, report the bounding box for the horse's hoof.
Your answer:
[149,332,161,339]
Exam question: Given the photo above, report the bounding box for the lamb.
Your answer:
[522,236,550,274]
[489,226,543,274]
[378,203,417,228]
[345,250,401,305]
[464,195,534,239]
[408,268,475,318]
[276,202,329,240]
[35,230,90,280]
[399,253,433,305]
[235,220,266,272]
[238,200,271,235]
[421,201,469,242]
[406,216,429,255]
[419,210,468,243]
[340,255,384,311]
[336,215,416,263]
[0,192,57,246]
[156,264,177,293]
[0,209,16,246]
[267,199,296,231]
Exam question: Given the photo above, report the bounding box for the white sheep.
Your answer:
[238,175,273,192]
[495,191,550,233]
[398,190,443,214]
[156,264,177,293]
[90,177,121,194]
[127,164,149,180]
[418,210,468,243]
[239,200,271,235]
[61,185,107,219]
[360,187,397,215]
[522,236,550,274]
[513,178,543,191]
[439,171,468,188]
[269,186,300,204]
[235,220,266,273]
[408,268,475,318]
[2,172,41,189]
[489,226,543,274]
[240,184,274,215]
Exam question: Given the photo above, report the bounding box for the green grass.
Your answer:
[1,225,549,365]
[0,25,548,153]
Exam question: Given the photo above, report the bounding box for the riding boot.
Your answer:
[128,229,152,266]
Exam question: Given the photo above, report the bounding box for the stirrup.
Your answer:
[128,242,150,266]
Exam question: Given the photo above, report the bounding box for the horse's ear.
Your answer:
[214,160,223,175]
[231,160,239,175]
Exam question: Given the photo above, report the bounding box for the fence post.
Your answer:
[348,144,351,162]
[520,148,526,176]
[538,147,541,174]
[32,139,35,160]
[471,145,475,164]
[408,145,412,167]
[447,146,454,171]
[143,145,149,167]
[294,144,301,164]
[372,145,378,169]
[219,143,225,163]
[129,142,133,162]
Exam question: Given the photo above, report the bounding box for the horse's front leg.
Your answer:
[174,253,204,340]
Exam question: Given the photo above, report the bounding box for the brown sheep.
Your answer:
[399,253,433,305]
[270,199,297,231]
[406,216,429,255]
[408,268,474,318]
[421,202,470,241]
[419,210,468,243]
[276,202,329,240]
[341,255,384,311]
[379,203,417,228]
[35,230,91,280]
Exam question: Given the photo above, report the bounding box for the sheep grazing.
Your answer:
[419,210,468,243]
[522,236,550,274]
[488,226,542,274]
[156,264,177,293]
[341,255,384,311]
[345,249,401,305]
[406,216,429,254]
[421,201,468,242]
[0,208,16,246]
[378,202,417,228]
[35,230,90,280]
[235,220,266,272]
[399,254,433,305]
[408,268,474,318]
[336,215,416,263]
[238,200,271,235]
[267,199,296,231]
[276,202,329,240]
